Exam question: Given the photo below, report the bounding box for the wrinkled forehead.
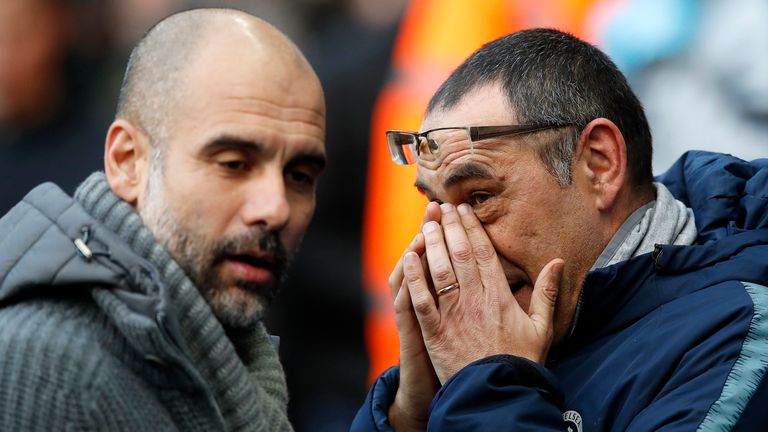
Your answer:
[415,83,517,190]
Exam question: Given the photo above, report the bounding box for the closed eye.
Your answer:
[469,191,492,207]
[218,160,249,172]
[284,154,325,192]
[286,169,316,187]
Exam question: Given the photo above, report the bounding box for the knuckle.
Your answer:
[405,271,422,284]
[432,266,453,283]
[450,244,473,263]
[474,244,496,261]
[442,215,461,227]
[542,285,558,304]
[464,217,482,231]
[539,281,559,307]
[412,296,433,316]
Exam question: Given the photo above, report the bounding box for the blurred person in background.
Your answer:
[632,0,768,171]
[584,0,768,172]
[0,0,107,212]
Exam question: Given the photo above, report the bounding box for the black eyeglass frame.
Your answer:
[386,123,576,165]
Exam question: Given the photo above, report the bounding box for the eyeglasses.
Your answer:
[386,123,575,165]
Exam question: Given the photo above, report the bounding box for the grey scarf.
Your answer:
[75,172,292,431]
[593,182,698,269]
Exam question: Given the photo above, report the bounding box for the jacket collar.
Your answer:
[72,172,291,430]
[554,151,768,357]
[556,227,768,358]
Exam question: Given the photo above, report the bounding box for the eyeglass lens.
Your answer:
[388,128,471,165]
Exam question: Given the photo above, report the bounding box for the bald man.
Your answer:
[0,9,325,431]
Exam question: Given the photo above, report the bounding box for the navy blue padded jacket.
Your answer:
[352,151,768,431]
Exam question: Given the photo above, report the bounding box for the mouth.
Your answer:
[222,252,277,285]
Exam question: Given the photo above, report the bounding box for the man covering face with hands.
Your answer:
[352,29,768,431]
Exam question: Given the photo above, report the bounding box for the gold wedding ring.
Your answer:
[436,282,460,296]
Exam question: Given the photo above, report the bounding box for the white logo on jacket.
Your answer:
[563,410,583,432]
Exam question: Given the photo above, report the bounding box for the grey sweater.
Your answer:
[0,173,292,431]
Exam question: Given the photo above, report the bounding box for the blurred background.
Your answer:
[1,0,765,430]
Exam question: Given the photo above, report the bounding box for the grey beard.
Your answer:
[139,161,294,328]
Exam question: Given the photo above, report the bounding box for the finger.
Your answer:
[389,234,427,299]
[423,201,442,225]
[394,277,431,374]
[439,203,481,294]
[388,201,440,300]
[394,278,422,345]
[422,221,459,299]
[404,251,441,335]
[457,204,509,292]
[390,258,405,300]
[528,258,564,333]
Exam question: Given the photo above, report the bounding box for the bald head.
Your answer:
[105,8,326,329]
[115,8,319,145]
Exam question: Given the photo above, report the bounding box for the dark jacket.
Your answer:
[352,151,768,431]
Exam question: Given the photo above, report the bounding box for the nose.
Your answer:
[241,167,290,232]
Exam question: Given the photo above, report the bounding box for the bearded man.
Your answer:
[0,9,326,431]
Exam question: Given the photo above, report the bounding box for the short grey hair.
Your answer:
[115,10,216,145]
[428,28,654,193]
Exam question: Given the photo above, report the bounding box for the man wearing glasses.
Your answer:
[353,29,768,431]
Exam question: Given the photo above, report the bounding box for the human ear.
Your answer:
[572,118,627,211]
[103,119,152,205]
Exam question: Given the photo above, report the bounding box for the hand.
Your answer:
[404,203,564,384]
[388,202,442,432]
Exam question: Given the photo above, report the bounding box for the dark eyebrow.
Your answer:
[199,135,266,158]
[287,152,327,173]
[443,163,495,189]
[414,178,433,197]
[200,134,327,171]
[413,163,495,199]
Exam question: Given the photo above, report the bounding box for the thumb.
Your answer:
[528,258,565,332]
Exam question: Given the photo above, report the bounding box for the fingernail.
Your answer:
[404,251,420,266]
[422,221,439,233]
[440,203,454,214]
[457,204,470,216]
[553,261,564,280]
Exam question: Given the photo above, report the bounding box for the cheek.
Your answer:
[171,181,241,234]
[483,211,541,247]
[283,195,316,244]
[481,212,548,278]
